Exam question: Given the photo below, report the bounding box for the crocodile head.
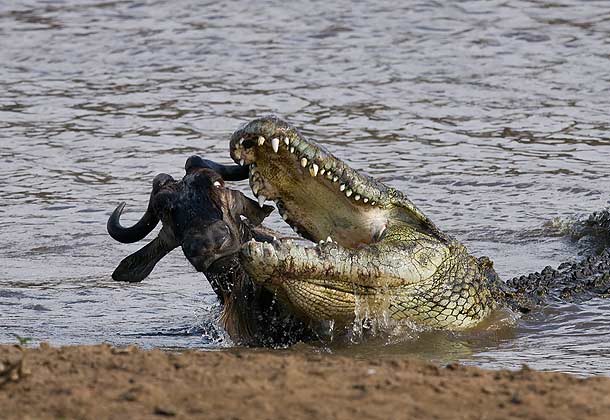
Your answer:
[230,116,447,249]
[228,117,494,329]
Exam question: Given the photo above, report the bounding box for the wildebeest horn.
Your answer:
[107,201,159,243]
[185,155,249,181]
[106,174,174,243]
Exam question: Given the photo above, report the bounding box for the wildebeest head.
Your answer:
[107,156,311,346]
[107,156,273,282]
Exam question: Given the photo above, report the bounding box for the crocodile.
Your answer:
[226,116,610,330]
[107,156,311,346]
[107,118,610,342]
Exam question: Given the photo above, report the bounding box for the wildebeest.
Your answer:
[107,156,312,346]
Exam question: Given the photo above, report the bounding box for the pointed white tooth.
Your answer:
[346,189,353,197]
[239,137,244,145]
[290,146,295,153]
[371,201,376,206]
[284,137,290,146]
[239,159,245,166]
[319,239,325,245]
[326,171,333,179]
[272,236,277,241]
[354,194,360,201]
[271,137,280,153]
[320,168,326,175]
[252,184,260,195]
[326,236,332,243]
[340,184,346,191]
[281,212,288,221]
[333,176,339,182]
[300,157,308,168]
[257,136,266,146]
[310,163,319,177]
[258,194,266,207]
[363,197,369,203]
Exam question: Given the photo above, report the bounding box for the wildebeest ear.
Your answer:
[228,190,273,226]
[185,155,249,181]
[112,228,178,282]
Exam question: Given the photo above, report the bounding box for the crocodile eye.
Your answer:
[213,181,222,188]
[373,224,387,242]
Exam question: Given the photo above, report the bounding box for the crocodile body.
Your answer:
[108,119,610,343]
[228,116,610,330]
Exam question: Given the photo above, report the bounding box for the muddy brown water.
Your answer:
[1,0,610,376]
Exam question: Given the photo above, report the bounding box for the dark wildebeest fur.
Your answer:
[107,156,312,346]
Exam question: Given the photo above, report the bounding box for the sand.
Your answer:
[1,343,609,419]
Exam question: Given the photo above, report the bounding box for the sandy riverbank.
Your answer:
[1,344,609,419]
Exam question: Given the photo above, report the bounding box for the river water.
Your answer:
[1,0,610,376]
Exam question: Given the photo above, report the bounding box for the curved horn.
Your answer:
[107,173,175,243]
[185,155,249,181]
[107,201,159,243]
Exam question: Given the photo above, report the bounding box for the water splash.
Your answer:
[349,281,396,343]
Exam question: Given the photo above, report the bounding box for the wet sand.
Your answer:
[1,344,609,419]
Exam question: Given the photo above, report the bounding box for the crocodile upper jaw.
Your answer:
[229,116,398,248]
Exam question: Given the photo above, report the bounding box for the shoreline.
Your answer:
[2,344,610,419]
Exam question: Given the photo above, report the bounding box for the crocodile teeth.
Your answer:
[310,163,319,177]
[320,168,326,176]
[371,201,376,206]
[238,138,244,145]
[252,184,260,195]
[340,184,346,191]
[300,158,308,168]
[346,189,353,197]
[271,137,280,153]
[319,239,325,245]
[326,172,333,180]
[290,146,295,153]
[354,194,360,201]
[333,176,339,182]
[281,212,288,221]
[363,197,369,203]
[258,194,266,208]
[239,159,245,166]
[284,137,290,146]
[326,236,332,242]
[257,136,266,146]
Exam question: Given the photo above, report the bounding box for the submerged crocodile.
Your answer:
[226,116,610,330]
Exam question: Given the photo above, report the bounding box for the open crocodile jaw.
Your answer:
[227,117,494,330]
[230,116,390,249]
